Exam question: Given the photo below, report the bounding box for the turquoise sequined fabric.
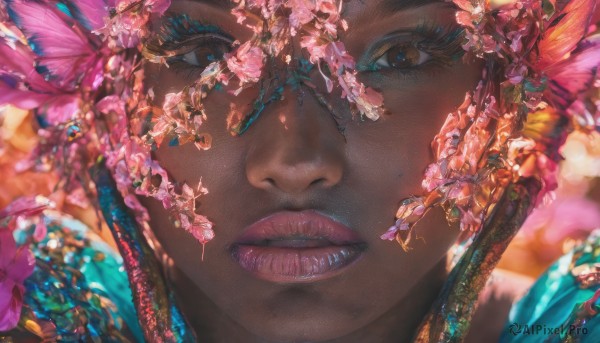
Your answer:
[13,214,144,342]
[501,230,600,342]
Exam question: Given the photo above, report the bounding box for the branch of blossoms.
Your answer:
[382,0,600,249]
[1,0,216,246]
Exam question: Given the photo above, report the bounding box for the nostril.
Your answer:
[309,178,326,187]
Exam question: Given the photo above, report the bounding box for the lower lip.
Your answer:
[231,244,365,283]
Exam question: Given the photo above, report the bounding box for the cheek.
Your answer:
[344,63,482,196]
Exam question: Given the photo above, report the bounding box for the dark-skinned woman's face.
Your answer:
[142,0,482,341]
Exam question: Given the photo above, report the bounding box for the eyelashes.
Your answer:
[358,24,465,78]
[165,35,232,77]
[147,13,465,81]
[144,13,234,78]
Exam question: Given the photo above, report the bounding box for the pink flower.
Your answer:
[0,229,35,331]
[225,41,265,92]
[459,209,483,232]
[339,71,384,120]
[286,0,316,29]
[380,224,406,241]
[104,0,170,48]
[506,62,528,84]
[422,163,446,192]
[323,41,355,71]
[453,0,485,27]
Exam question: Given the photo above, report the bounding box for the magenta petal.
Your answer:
[6,246,35,283]
[0,281,15,315]
[0,229,31,330]
[0,230,17,268]
[0,281,25,331]
[0,197,49,219]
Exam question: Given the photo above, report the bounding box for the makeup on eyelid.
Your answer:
[147,13,465,82]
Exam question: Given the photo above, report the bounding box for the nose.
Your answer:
[245,88,345,195]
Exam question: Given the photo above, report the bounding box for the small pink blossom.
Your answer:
[323,41,355,71]
[286,0,316,29]
[225,41,265,93]
[506,63,528,84]
[423,163,446,192]
[104,0,168,48]
[380,223,407,241]
[339,71,384,120]
[458,209,483,232]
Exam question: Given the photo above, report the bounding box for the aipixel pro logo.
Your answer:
[508,322,588,337]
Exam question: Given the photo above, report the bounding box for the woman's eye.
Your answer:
[168,37,233,70]
[374,43,431,69]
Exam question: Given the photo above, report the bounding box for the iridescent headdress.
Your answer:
[1,0,599,341]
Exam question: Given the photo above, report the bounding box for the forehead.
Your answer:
[181,0,443,13]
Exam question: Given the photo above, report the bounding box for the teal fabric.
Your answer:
[15,215,144,342]
[500,230,600,342]
[61,217,145,342]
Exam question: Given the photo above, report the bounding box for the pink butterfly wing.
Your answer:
[69,0,109,31]
[6,0,98,91]
[0,41,56,93]
[537,0,597,69]
[546,34,600,109]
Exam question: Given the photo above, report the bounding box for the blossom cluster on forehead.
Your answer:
[143,0,385,157]
[224,0,384,118]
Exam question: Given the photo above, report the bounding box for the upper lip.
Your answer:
[233,210,365,247]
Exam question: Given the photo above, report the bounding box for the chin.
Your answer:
[236,298,371,343]
[246,319,352,343]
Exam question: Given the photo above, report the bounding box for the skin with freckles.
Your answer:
[141,0,493,342]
